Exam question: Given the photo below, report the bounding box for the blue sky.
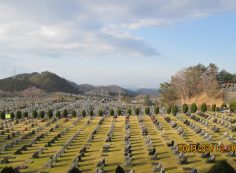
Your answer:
[0,0,236,88]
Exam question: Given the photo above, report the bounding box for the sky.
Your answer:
[0,0,236,89]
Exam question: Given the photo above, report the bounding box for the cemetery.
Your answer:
[0,105,236,173]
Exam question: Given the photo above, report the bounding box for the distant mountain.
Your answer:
[84,85,137,96]
[0,71,161,97]
[136,88,159,96]
[0,71,138,96]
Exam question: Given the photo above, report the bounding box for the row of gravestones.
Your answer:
[150,116,182,172]
[0,120,47,153]
[193,113,236,142]
[45,118,83,168]
[138,116,164,173]
[69,116,107,173]
[124,116,132,167]
[173,114,217,165]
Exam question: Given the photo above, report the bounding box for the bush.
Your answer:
[207,160,236,173]
[39,111,45,119]
[82,110,86,117]
[47,110,53,119]
[229,102,236,112]
[134,108,140,115]
[201,103,207,113]
[63,109,68,118]
[166,107,171,114]
[172,106,178,115]
[115,165,125,173]
[0,166,20,173]
[23,112,28,118]
[32,110,38,119]
[16,111,22,119]
[56,111,61,118]
[127,109,132,115]
[0,111,5,120]
[145,107,150,115]
[212,104,216,112]
[72,110,76,117]
[117,109,122,116]
[110,109,114,116]
[68,167,82,173]
[191,103,197,113]
[182,104,188,113]
[89,110,94,117]
[154,107,159,114]
[98,110,103,117]
[10,112,15,119]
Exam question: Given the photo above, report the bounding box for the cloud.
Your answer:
[0,0,236,60]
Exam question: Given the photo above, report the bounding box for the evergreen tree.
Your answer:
[154,107,159,114]
[182,104,188,113]
[39,111,45,119]
[16,111,22,119]
[191,103,197,113]
[89,110,94,117]
[98,110,103,117]
[110,109,114,116]
[145,107,150,115]
[72,110,77,117]
[32,110,38,119]
[47,110,53,119]
[63,109,68,118]
[166,107,171,114]
[82,110,86,117]
[117,109,122,116]
[172,105,178,115]
[56,111,61,118]
[134,108,140,115]
[201,103,207,112]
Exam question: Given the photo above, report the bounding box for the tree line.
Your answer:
[160,63,236,106]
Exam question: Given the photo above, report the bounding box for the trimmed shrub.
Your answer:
[39,111,45,119]
[63,109,68,118]
[166,107,171,114]
[191,103,197,113]
[172,105,178,115]
[134,108,140,115]
[145,107,150,115]
[182,104,188,113]
[154,107,159,114]
[98,110,103,117]
[117,109,122,116]
[82,110,86,117]
[32,110,38,119]
[110,109,114,116]
[201,103,207,113]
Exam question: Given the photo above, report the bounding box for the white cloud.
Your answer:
[0,0,235,60]
[0,0,236,86]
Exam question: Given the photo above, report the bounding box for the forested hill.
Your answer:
[0,71,140,96]
[0,71,81,94]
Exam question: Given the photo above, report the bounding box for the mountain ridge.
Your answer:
[0,71,158,97]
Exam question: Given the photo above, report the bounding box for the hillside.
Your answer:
[181,92,224,107]
[0,72,139,96]
[0,71,81,94]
